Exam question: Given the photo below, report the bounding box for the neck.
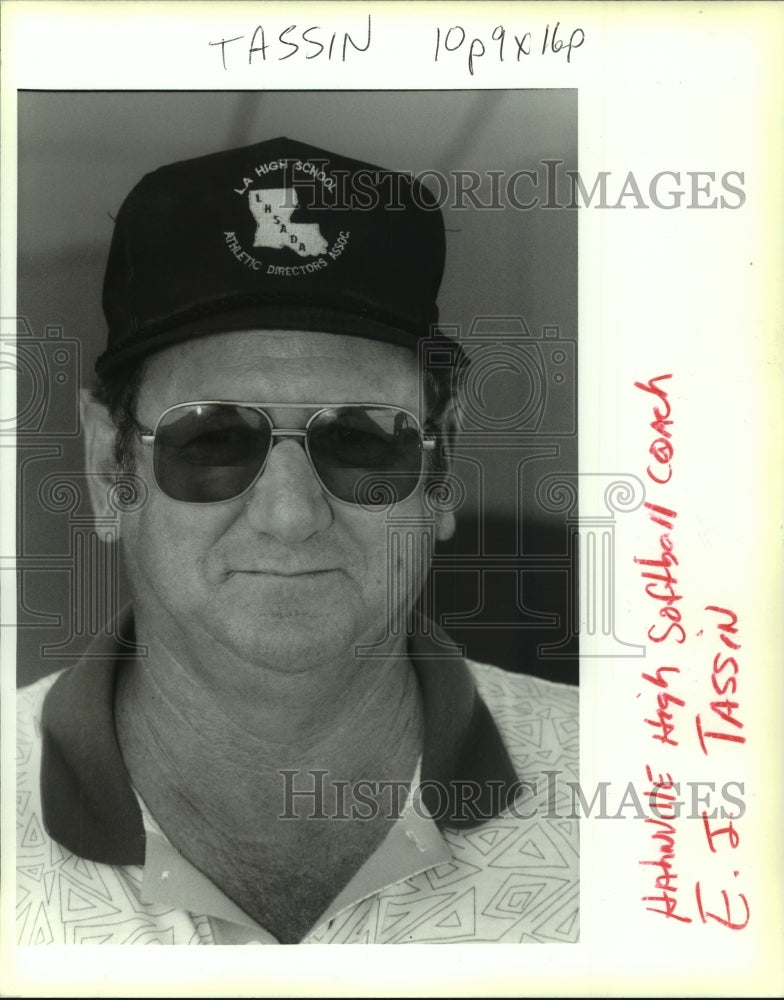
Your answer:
[114,628,424,943]
[114,623,424,833]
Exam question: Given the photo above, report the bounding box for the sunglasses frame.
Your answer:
[135,401,437,505]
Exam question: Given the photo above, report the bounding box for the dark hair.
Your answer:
[91,360,146,472]
[92,342,467,476]
[422,359,466,475]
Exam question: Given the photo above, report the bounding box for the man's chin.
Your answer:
[226,612,410,674]
[215,616,373,673]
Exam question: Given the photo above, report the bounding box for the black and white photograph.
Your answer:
[2,2,782,997]
[13,88,579,946]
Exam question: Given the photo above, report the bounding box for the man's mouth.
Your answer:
[227,568,336,579]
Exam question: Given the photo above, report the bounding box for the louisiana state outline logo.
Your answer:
[249,188,329,257]
[223,157,351,277]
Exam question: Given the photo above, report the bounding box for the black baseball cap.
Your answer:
[96,136,449,377]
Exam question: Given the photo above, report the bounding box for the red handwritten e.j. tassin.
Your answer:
[696,605,745,754]
[633,373,749,930]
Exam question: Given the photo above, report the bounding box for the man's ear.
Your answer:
[80,389,121,522]
[435,507,456,543]
[432,400,458,543]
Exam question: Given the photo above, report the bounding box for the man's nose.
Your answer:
[242,438,332,542]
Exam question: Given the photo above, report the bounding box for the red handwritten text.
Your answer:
[696,606,745,754]
[640,765,692,922]
[641,666,685,746]
[635,502,686,645]
[634,373,673,484]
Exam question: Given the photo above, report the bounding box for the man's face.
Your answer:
[113,329,454,674]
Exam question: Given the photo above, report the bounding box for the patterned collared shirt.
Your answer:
[17,628,579,945]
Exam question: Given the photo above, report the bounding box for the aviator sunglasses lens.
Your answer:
[152,404,425,504]
[153,404,271,503]
[307,407,424,504]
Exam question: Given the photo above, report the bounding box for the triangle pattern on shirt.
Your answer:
[43,870,56,904]
[73,930,115,945]
[17,863,44,883]
[404,887,477,942]
[326,903,377,944]
[461,823,518,858]
[15,901,32,943]
[20,813,46,849]
[507,719,544,747]
[498,881,546,918]
[16,737,33,767]
[49,837,68,869]
[58,873,124,924]
[489,823,570,870]
[29,904,55,946]
[555,902,580,938]
[377,889,453,943]
[519,837,546,860]
[484,873,568,920]
[424,856,483,889]
[557,715,579,737]
[519,884,580,943]
[124,923,177,945]
[62,854,115,901]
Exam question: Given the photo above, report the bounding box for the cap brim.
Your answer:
[95,303,429,378]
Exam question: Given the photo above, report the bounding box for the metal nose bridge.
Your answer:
[268,428,308,444]
[241,427,325,509]
[265,429,312,462]
[260,429,323,493]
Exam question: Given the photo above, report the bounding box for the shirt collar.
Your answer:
[40,613,519,865]
[137,757,454,940]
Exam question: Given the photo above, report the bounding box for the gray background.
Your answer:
[15,89,578,685]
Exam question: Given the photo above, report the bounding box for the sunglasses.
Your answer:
[136,401,437,505]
